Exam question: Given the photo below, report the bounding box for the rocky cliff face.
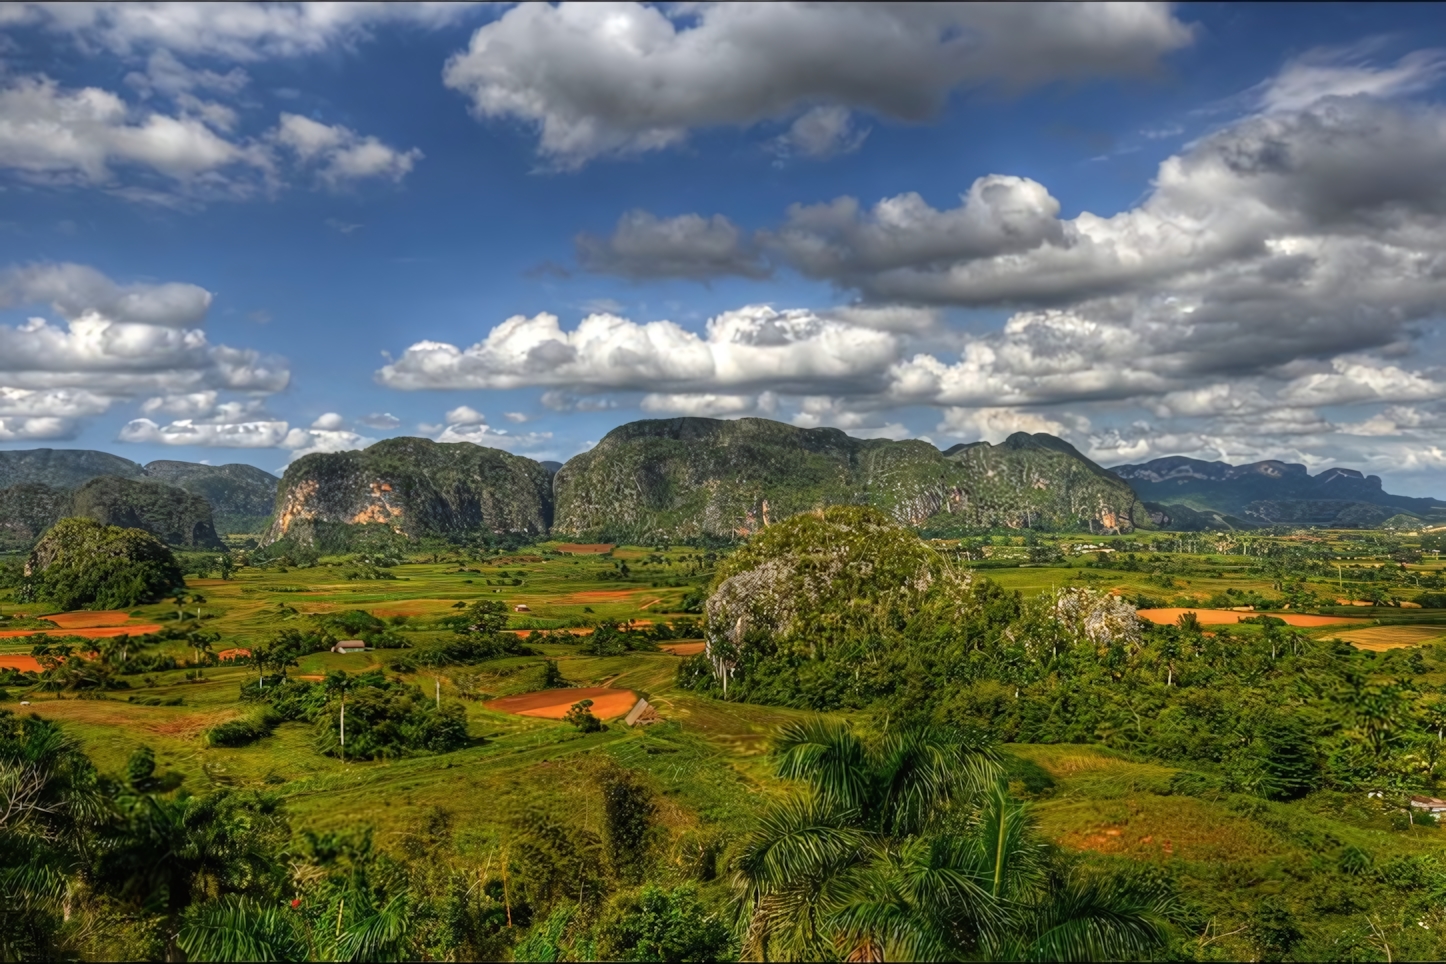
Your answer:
[262,437,553,546]
[552,417,1140,541]
[0,477,224,549]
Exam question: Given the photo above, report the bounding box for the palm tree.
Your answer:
[734,720,1172,962]
[96,789,290,961]
[0,713,107,959]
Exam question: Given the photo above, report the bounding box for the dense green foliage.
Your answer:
[554,417,1142,542]
[686,510,1446,804]
[689,505,972,702]
[20,517,186,610]
[736,720,1173,961]
[67,476,224,548]
[244,670,470,760]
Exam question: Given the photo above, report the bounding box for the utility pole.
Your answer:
[435,677,441,709]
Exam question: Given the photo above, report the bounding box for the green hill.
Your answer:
[553,417,1140,541]
[0,476,224,550]
[0,448,279,537]
[261,437,553,548]
[0,448,145,489]
[22,516,185,610]
[143,460,279,535]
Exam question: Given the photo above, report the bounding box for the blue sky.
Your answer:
[3,2,1446,494]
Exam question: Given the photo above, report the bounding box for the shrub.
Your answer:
[205,709,282,747]
[564,699,603,733]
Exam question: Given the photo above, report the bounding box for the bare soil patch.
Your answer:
[556,590,641,604]
[660,642,706,656]
[485,686,638,720]
[1138,608,1366,628]
[1330,626,1446,652]
[0,624,161,640]
[218,648,252,660]
[47,611,131,629]
[0,655,42,671]
[555,544,615,554]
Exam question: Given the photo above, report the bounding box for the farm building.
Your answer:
[332,639,367,654]
[625,698,661,727]
[514,604,531,612]
[1410,795,1446,813]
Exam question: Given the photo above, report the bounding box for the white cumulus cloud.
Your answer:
[443,2,1193,166]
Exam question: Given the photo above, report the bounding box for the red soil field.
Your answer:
[0,655,42,671]
[485,686,638,720]
[217,648,252,660]
[660,642,706,656]
[1138,608,1366,628]
[555,544,615,554]
[555,590,641,603]
[47,611,130,629]
[0,624,161,640]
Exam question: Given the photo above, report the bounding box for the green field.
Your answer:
[7,528,1446,959]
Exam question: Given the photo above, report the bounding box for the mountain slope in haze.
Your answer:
[0,477,224,549]
[1112,456,1446,527]
[143,460,279,534]
[552,417,1141,541]
[0,448,279,535]
[0,449,145,489]
[262,437,553,547]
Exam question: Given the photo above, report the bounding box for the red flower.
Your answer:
[290,898,301,909]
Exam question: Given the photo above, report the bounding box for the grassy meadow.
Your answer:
[6,526,1446,958]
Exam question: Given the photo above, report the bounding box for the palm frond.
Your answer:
[775,719,873,814]
[178,895,307,962]
[1023,872,1173,962]
[334,891,413,962]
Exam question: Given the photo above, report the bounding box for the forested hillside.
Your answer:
[552,417,1141,542]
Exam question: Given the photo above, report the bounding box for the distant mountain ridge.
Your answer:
[1112,455,1446,528]
[3,430,1441,550]
[552,417,1141,541]
[0,448,278,548]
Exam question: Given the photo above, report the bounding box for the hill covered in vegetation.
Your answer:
[141,461,279,534]
[0,477,224,550]
[0,448,146,489]
[20,517,186,610]
[262,436,553,548]
[1114,455,1446,528]
[0,448,279,537]
[553,417,1142,542]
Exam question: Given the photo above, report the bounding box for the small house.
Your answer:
[625,698,661,727]
[1411,795,1446,813]
[514,604,531,612]
[332,639,367,654]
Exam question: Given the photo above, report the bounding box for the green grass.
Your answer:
[6,533,1446,957]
